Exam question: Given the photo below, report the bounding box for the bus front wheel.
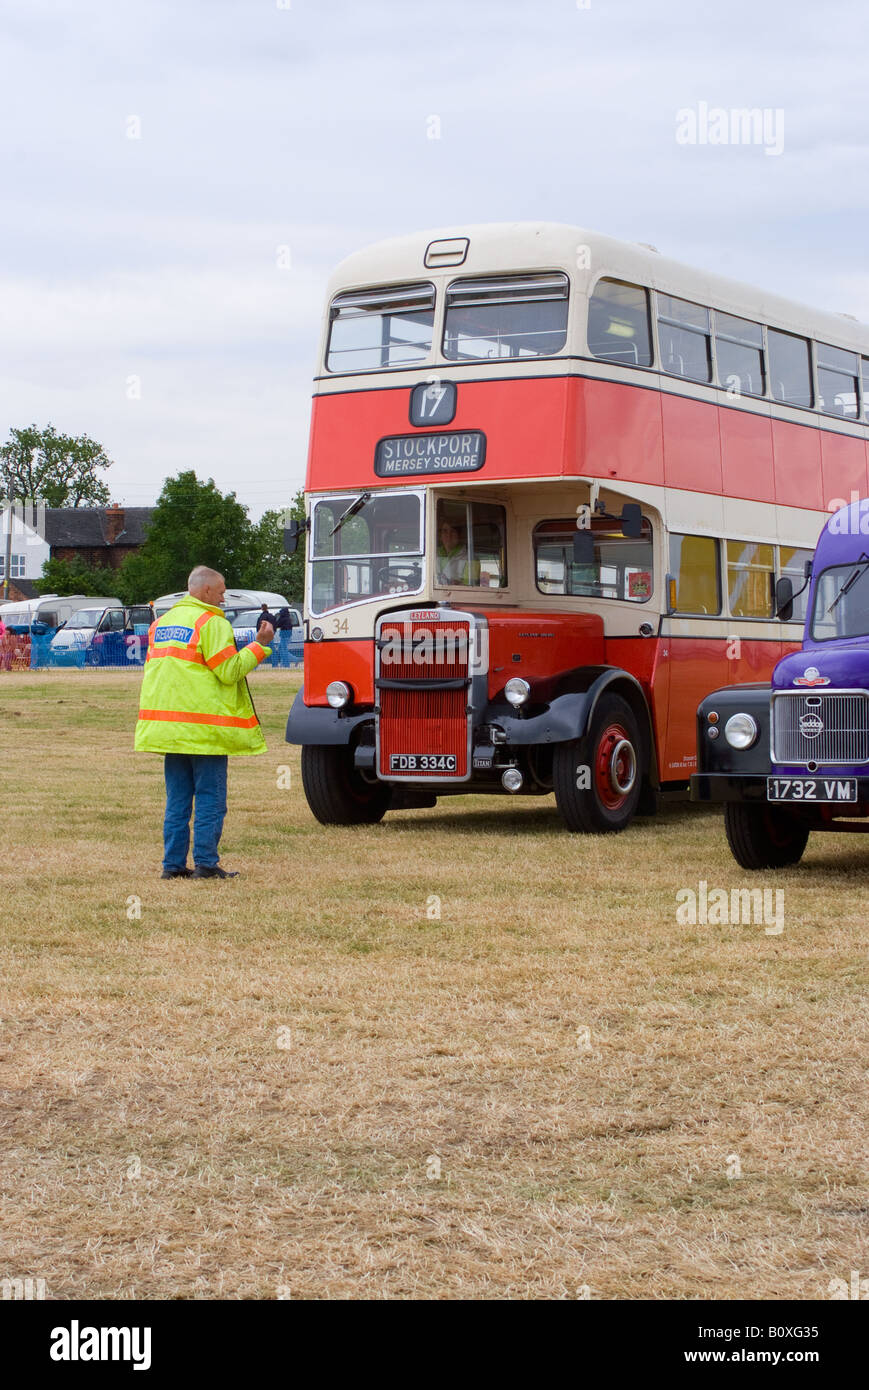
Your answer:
[724,802,809,870]
[301,745,390,826]
[553,694,643,834]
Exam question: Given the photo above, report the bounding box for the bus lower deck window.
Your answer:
[534,518,653,602]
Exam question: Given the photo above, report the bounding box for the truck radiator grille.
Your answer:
[772,691,869,765]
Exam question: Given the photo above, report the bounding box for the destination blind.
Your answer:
[374,430,486,477]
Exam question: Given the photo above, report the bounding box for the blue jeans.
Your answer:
[163,754,228,870]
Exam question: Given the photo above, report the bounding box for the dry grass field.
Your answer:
[0,669,866,1300]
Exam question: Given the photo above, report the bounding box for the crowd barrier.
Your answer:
[0,628,303,671]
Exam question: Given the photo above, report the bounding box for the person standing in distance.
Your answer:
[134,566,274,879]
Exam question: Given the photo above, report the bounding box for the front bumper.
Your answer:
[691,772,869,804]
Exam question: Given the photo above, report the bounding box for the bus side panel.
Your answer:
[720,408,775,504]
[660,634,730,778]
[772,419,823,510]
[820,429,869,507]
[726,634,790,685]
[305,379,572,491]
[575,378,664,485]
[304,638,375,706]
[604,635,668,778]
[660,393,723,496]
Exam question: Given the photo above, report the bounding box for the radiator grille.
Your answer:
[772,691,869,765]
[377,618,470,778]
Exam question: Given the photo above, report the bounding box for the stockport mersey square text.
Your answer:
[374,431,486,476]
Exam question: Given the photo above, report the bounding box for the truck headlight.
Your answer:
[724,712,758,749]
[326,680,351,709]
[504,677,531,708]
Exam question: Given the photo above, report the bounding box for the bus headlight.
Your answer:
[326,681,351,709]
[504,677,531,708]
[724,712,758,749]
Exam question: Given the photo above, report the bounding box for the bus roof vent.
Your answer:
[425,237,469,268]
[635,242,660,253]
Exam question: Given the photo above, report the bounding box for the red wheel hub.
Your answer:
[593,722,637,810]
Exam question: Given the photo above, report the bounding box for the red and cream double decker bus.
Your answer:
[286,223,869,832]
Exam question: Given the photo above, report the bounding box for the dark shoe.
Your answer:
[161,867,193,879]
[192,865,239,879]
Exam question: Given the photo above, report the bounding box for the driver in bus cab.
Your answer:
[437,519,489,586]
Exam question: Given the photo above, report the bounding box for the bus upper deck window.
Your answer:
[588,279,653,366]
[714,313,765,397]
[767,328,812,408]
[443,273,569,362]
[657,294,712,383]
[817,342,859,419]
[326,283,435,373]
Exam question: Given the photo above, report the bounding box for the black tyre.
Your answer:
[724,802,809,870]
[553,693,643,833]
[301,745,390,826]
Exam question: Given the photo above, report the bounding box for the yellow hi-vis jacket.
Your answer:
[134,596,271,756]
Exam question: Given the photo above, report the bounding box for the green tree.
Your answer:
[114,470,255,601]
[0,424,112,507]
[241,490,306,602]
[36,555,118,598]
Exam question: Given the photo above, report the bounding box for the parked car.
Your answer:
[49,601,152,666]
[691,497,869,868]
[231,606,302,664]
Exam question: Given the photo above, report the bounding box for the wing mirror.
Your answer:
[775,576,794,622]
[283,517,309,556]
[572,530,595,564]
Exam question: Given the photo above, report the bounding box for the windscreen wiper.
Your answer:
[827,553,869,614]
[329,490,372,537]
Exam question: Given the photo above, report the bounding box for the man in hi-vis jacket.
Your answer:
[134,566,273,879]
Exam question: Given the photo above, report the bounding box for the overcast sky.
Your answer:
[1,0,867,517]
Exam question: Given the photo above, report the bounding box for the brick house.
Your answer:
[1,504,154,602]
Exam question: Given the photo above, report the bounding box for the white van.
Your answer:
[152,588,292,623]
[48,597,127,666]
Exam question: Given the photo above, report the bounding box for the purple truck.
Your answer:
[691,497,869,868]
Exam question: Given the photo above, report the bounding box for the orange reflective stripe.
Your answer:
[189,612,213,649]
[206,644,237,669]
[147,646,207,665]
[249,642,267,661]
[139,708,259,729]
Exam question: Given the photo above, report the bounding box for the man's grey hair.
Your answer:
[188,565,224,593]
